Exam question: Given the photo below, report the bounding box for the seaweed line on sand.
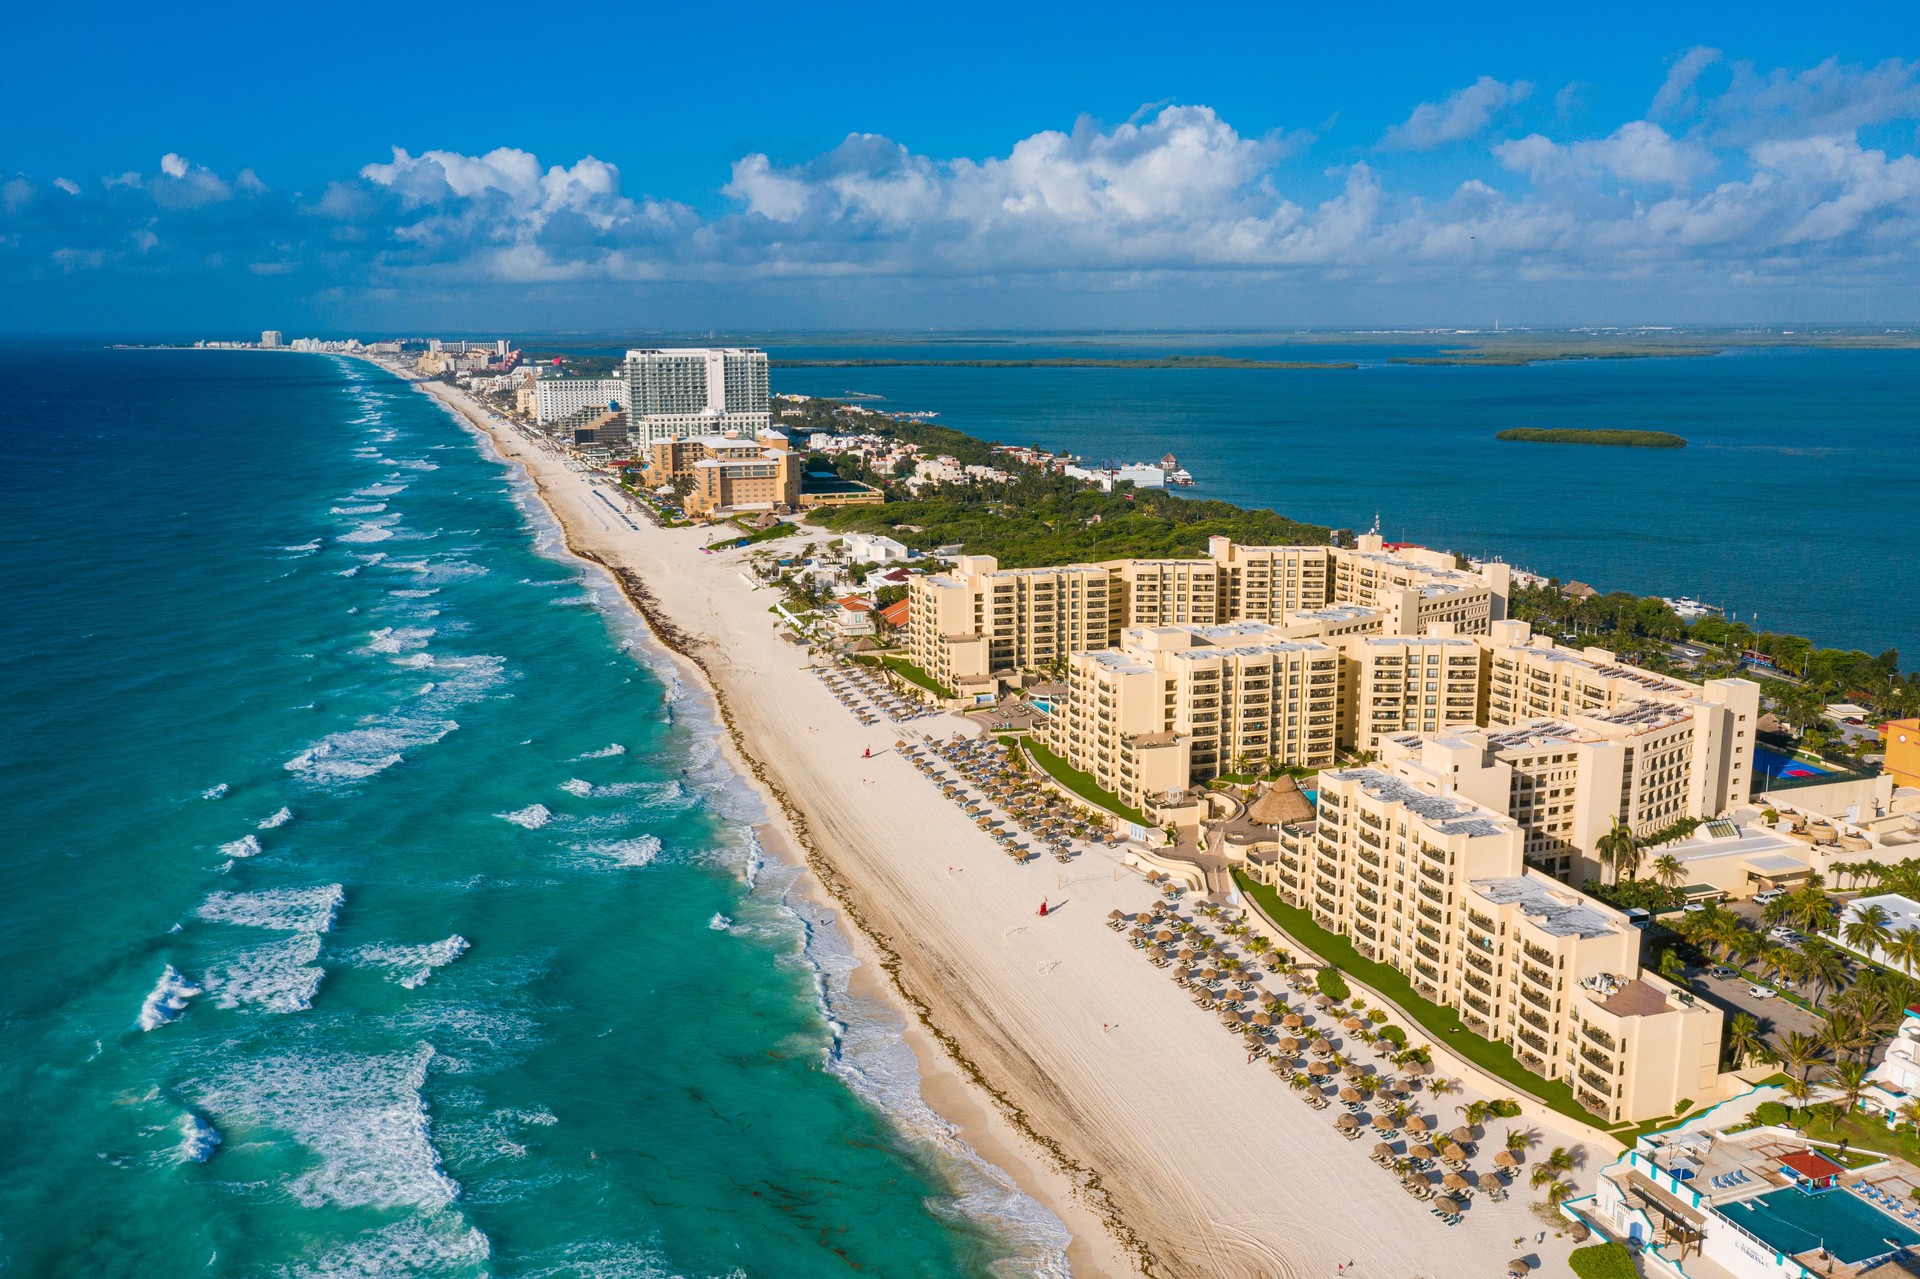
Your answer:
[443,385,1159,1278]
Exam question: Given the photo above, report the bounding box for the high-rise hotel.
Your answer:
[623,348,770,445]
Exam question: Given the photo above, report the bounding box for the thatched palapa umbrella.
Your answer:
[1339,1086,1363,1104]
[1218,1008,1245,1026]
[1310,1037,1334,1057]
[1342,1016,1365,1033]
[1443,1143,1468,1164]
[1450,1126,1474,1147]
[1251,1011,1274,1027]
[1371,1114,1396,1133]
[1442,1172,1471,1193]
[1313,994,1334,1009]
[1283,1013,1305,1031]
[1373,1141,1396,1160]
[1107,909,1125,924]
[1432,1195,1462,1215]
[1409,1144,1437,1160]
[1508,1261,1531,1278]
[1405,1114,1431,1133]
[1277,1036,1302,1054]
[1493,1150,1519,1169]
[1308,1060,1333,1077]
[1336,1113,1359,1130]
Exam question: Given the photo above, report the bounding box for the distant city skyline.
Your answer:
[5,2,1919,331]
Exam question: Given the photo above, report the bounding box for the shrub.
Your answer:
[1488,1099,1523,1118]
[1316,967,1351,1002]
[1567,1242,1637,1279]
[1376,1024,1407,1045]
[1753,1101,1791,1127]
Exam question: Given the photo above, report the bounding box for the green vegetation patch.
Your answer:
[1020,739,1150,826]
[879,656,953,699]
[1568,1242,1637,1279]
[1495,428,1687,448]
[1233,872,1611,1135]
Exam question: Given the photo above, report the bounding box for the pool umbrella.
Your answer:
[1451,1126,1474,1146]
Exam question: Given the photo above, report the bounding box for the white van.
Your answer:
[1753,888,1787,905]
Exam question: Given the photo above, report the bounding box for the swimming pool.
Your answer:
[1753,745,1836,784]
[1730,1188,1920,1264]
[1302,789,1319,808]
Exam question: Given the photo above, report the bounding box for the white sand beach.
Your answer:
[415,374,1601,1279]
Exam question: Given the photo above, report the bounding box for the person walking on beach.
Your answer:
[1037,899,1049,917]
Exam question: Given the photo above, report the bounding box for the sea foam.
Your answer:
[196,884,344,933]
[202,783,229,800]
[202,933,326,1012]
[576,834,661,868]
[177,1111,222,1163]
[573,743,626,760]
[346,935,471,989]
[258,807,293,830]
[497,804,552,830]
[138,965,200,1030]
[219,834,263,859]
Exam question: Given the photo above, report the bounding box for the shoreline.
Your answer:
[383,359,1591,1279]
[409,367,1134,1278]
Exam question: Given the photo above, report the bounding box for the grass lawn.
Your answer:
[1020,739,1151,827]
[1787,1107,1920,1164]
[1233,870,1621,1137]
[705,521,793,551]
[879,656,953,699]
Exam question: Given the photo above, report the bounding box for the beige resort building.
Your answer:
[1243,757,1728,1124]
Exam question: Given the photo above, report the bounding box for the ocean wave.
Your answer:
[337,524,395,545]
[498,804,553,830]
[546,594,598,608]
[365,626,436,654]
[284,653,501,786]
[178,1111,222,1163]
[388,588,439,599]
[573,743,626,760]
[708,913,731,931]
[355,483,408,498]
[138,965,200,1031]
[277,1207,490,1278]
[330,502,388,515]
[259,807,293,830]
[202,783,229,800]
[283,539,323,554]
[391,458,439,472]
[391,652,436,668]
[202,933,326,1012]
[345,935,470,989]
[219,834,263,859]
[336,566,362,578]
[558,779,593,798]
[192,1043,460,1211]
[574,834,661,869]
[196,884,344,933]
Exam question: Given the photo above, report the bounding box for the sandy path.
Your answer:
[415,376,1588,1279]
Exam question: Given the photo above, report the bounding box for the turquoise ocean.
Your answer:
[768,336,1920,663]
[0,346,1069,1277]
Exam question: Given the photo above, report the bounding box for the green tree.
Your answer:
[1777,1030,1825,1083]
[1596,819,1639,885]
[1844,903,1894,959]
[1726,1013,1769,1069]
[1650,853,1685,889]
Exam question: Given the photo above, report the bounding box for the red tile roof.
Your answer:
[834,595,871,612]
[879,599,910,627]
[1778,1151,1845,1181]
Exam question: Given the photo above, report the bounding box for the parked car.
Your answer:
[1683,902,1708,913]
[1755,889,1787,905]
[1747,985,1774,999]
[1711,966,1738,979]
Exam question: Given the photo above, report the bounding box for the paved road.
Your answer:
[1682,964,1827,1044]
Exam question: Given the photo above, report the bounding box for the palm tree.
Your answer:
[1844,904,1895,960]
[1428,1076,1462,1099]
[1505,1127,1537,1156]
[1726,1013,1769,1069]
[1887,928,1920,979]
[1544,1146,1576,1176]
[1783,1076,1814,1119]
[1800,939,1852,1009]
[1597,819,1638,884]
[1651,854,1685,889]
[1530,1165,1559,1189]
[1897,1099,1920,1134]
[1778,1031,1825,1083]
[1828,1061,1869,1120]
[1457,1100,1490,1129]
[1545,1181,1574,1208]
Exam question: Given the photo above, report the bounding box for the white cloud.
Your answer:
[1496,121,1715,189]
[1650,46,1723,120]
[53,177,80,195]
[1380,77,1534,150]
[160,153,189,179]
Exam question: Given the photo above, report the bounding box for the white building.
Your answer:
[842,533,913,563]
[623,348,771,445]
[1063,462,1167,491]
[260,330,283,348]
[534,377,626,424]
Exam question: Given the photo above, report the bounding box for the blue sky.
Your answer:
[6,1,1919,332]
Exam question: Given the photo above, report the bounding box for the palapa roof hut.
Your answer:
[1342,1016,1365,1032]
[1336,1113,1359,1129]
[1442,1146,1468,1165]
[1409,1144,1437,1160]
[1247,775,1315,826]
[1432,1195,1462,1214]
[1493,1150,1519,1168]
[1339,1087,1363,1104]
[1450,1126,1474,1146]
[1508,1261,1531,1278]
[1405,1114,1430,1133]
[1372,1114,1396,1132]
[1373,1141,1396,1159]
[1283,1013,1305,1030]
[1442,1173,1471,1192]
